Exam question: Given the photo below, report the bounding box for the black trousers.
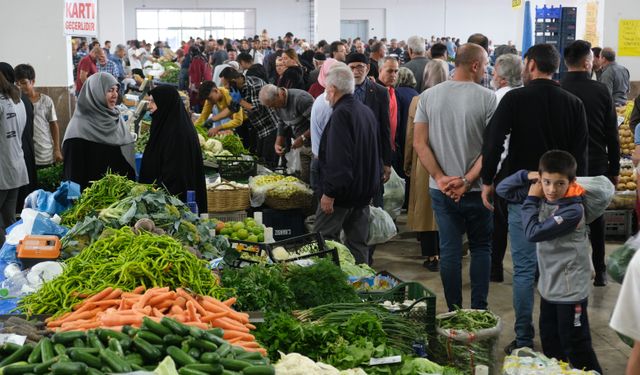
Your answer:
[539,298,602,374]
[256,131,278,169]
[588,215,606,274]
[418,231,439,257]
[491,194,509,274]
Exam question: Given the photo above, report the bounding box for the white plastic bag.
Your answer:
[367,206,397,245]
[285,147,302,175]
[575,176,615,224]
[383,168,406,220]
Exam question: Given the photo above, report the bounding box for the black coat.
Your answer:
[319,94,381,208]
[481,79,589,184]
[17,94,37,212]
[561,72,619,177]
[362,80,392,167]
[139,86,207,213]
[63,138,135,191]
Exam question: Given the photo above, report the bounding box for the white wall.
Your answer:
[603,0,640,80]
[123,0,311,42]
[340,8,387,40]
[316,0,341,42]
[341,0,519,45]
[99,0,126,48]
[1,0,72,87]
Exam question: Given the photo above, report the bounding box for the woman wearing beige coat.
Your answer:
[404,96,440,271]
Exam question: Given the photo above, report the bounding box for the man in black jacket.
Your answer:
[345,53,391,190]
[480,44,589,354]
[314,65,381,265]
[561,40,620,287]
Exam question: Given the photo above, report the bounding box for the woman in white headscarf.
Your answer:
[63,72,135,190]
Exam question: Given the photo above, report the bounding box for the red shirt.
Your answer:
[308,82,325,98]
[75,55,97,94]
[388,87,398,151]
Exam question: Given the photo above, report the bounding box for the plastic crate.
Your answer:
[604,210,634,238]
[267,233,340,266]
[206,210,248,222]
[363,281,437,333]
[216,155,257,182]
[261,208,307,241]
[223,238,270,268]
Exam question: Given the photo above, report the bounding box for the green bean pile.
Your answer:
[61,173,148,227]
[438,309,498,331]
[20,227,224,317]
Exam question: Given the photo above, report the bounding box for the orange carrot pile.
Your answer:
[46,286,263,354]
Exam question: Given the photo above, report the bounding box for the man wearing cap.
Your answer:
[307,53,327,95]
[346,53,391,264]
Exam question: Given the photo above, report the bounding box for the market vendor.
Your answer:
[62,72,136,191]
[194,80,247,139]
[139,85,207,213]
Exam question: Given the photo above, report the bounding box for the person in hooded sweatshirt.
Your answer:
[496,150,602,374]
[63,72,136,190]
[139,85,207,213]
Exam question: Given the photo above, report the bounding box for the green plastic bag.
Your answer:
[607,234,640,284]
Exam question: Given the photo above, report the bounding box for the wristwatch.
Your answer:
[461,177,472,191]
[301,134,307,142]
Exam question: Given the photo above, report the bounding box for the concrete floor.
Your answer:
[372,216,632,375]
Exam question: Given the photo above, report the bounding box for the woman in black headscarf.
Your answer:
[139,85,207,213]
[63,72,136,190]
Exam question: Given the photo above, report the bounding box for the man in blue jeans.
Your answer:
[481,44,588,353]
[413,44,496,310]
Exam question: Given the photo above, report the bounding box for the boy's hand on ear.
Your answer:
[527,171,540,181]
[528,180,544,198]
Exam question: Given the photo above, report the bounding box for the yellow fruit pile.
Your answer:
[619,123,634,156]
[617,159,637,191]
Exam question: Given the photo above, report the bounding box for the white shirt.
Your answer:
[32,94,58,166]
[310,92,333,157]
[128,48,144,70]
[610,250,640,342]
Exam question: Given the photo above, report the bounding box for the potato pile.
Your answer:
[617,159,637,191]
[619,123,634,157]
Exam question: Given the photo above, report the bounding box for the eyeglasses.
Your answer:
[349,64,368,71]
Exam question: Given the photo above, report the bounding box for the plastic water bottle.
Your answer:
[186,190,199,215]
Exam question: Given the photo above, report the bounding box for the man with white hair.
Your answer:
[488,53,523,283]
[402,36,429,92]
[259,84,314,183]
[313,65,381,265]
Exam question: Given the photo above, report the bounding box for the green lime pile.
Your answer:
[217,217,265,242]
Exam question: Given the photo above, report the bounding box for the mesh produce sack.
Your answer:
[367,206,397,245]
[435,309,502,375]
[383,167,406,220]
[575,176,615,224]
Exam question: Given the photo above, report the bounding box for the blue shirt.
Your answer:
[634,122,640,145]
[108,55,125,80]
[311,92,333,156]
[354,79,370,103]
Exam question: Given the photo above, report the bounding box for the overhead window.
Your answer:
[135,9,255,49]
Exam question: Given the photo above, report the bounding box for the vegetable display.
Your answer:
[437,309,498,331]
[256,303,423,371]
[45,287,264,353]
[20,227,224,316]
[221,260,359,313]
[60,173,147,226]
[62,186,224,260]
[36,163,63,192]
[0,318,274,374]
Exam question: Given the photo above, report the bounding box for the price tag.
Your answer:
[0,334,27,346]
[369,355,402,366]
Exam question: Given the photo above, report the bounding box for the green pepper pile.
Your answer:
[60,173,148,227]
[20,227,225,316]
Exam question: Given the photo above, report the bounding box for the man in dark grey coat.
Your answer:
[315,65,381,265]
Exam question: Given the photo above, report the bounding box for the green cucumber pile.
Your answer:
[0,317,274,375]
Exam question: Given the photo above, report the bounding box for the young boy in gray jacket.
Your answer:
[497,150,602,373]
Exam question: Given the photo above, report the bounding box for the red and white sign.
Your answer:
[64,0,98,37]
